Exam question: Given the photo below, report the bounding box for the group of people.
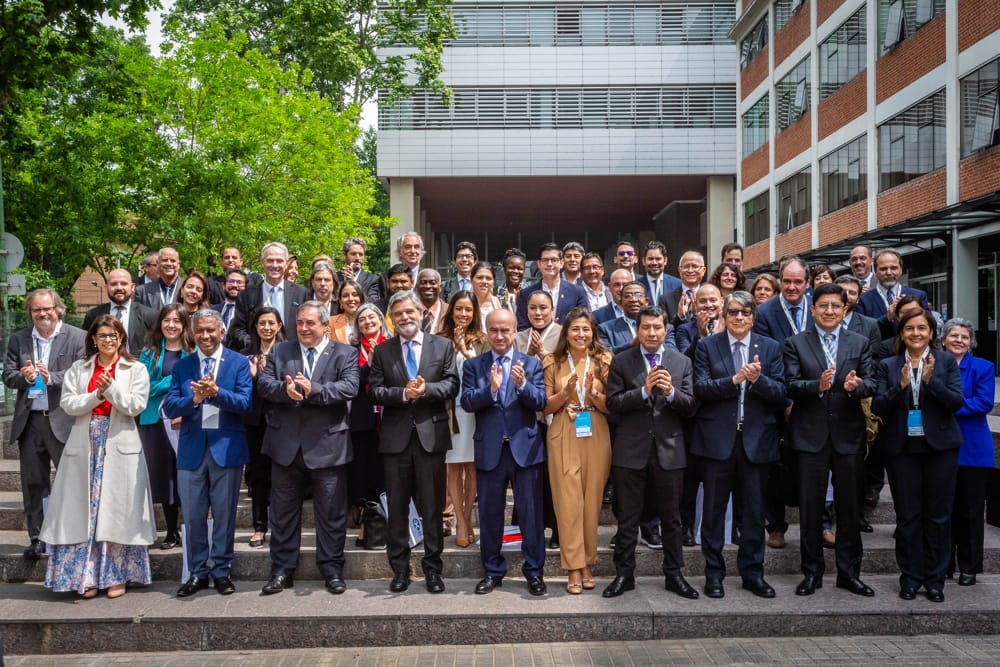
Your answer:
[3,232,993,605]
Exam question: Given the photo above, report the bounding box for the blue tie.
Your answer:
[498,355,510,399]
[221,303,233,327]
[405,340,418,380]
[789,305,801,332]
[306,347,316,378]
[201,356,215,377]
[269,285,279,308]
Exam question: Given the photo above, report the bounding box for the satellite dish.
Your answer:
[3,233,24,271]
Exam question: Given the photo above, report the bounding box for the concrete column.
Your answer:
[389,177,416,266]
[951,230,978,327]
[706,176,736,267]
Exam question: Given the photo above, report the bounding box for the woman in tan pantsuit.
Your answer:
[542,307,613,594]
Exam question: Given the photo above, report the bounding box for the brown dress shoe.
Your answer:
[822,529,836,548]
[766,531,786,549]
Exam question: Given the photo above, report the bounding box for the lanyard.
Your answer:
[909,353,926,408]
[573,354,591,406]
[779,297,805,334]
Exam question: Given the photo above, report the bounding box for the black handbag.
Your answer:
[361,500,388,550]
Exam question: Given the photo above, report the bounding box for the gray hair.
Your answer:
[342,237,367,255]
[417,268,441,283]
[298,299,331,325]
[562,241,585,255]
[25,288,67,320]
[350,303,389,345]
[723,290,756,316]
[191,308,225,332]
[942,317,977,349]
[395,231,424,255]
[386,289,421,314]
[260,241,289,261]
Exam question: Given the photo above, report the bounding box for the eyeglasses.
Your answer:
[621,292,646,300]
[726,308,753,318]
[617,250,635,257]
[30,307,56,314]
[94,333,120,341]
[680,263,704,271]
[227,279,245,286]
[455,253,475,260]
[814,302,844,311]
[538,257,561,264]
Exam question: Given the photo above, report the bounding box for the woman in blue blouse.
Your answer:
[942,318,996,587]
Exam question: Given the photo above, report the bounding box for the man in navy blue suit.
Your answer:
[591,269,631,325]
[461,309,549,596]
[856,249,929,340]
[516,243,589,331]
[598,280,646,353]
[163,309,253,597]
[692,291,786,599]
[637,241,682,305]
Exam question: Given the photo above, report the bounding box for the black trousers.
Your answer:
[244,421,271,533]
[269,450,347,579]
[951,465,990,575]
[612,453,684,579]
[797,441,864,579]
[19,413,64,541]
[383,430,447,577]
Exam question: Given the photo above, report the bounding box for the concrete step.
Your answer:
[2,575,998,655]
[4,523,1000,584]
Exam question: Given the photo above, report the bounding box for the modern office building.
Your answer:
[377,1,739,270]
[732,0,1000,366]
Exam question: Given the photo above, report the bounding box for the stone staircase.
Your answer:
[1,416,999,656]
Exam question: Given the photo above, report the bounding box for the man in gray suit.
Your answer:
[2,289,86,559]
[257,301,359,596]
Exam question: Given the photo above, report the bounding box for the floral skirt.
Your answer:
[44,416,151,593]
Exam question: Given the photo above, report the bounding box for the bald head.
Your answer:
[106,268,136,306]
[486,308,516,356]
[608,269,633,305]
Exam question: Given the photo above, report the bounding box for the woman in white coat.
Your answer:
[40,314,154,598]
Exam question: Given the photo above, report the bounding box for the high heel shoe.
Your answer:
[249,532,266,548]
[467,530,476,544]
[581,568,596,590]
[455,535,470,548]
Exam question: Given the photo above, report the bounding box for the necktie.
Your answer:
[163,284,174,304]
[822,332,837,368]
[404,340,418,380]
[652,279,660,303]
[269,285,279,308]
[707,320,715,335]
[789,305,801,331]
[645,352,659,368]
[460,278,470,292]
[201,356,215,377]
[733,341,745,422]
[221,303,234,327]
[498,355,510,398]
[305,347,316,377]
[113,305,124,320]
[887,288,896,305]
[421,309,432,332]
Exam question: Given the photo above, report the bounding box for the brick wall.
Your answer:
[745,240,770,268]
[741,144,771,188]
[876,170,947,227]
[819,200,868,246]
[959,146,1000,201]
[818,72,866,140]
[817,0,845,25]
[775,221,813,257]
[876,14,946,104]
[775,3,811,69]
[959,0,1000,51]
[741,46,770,101]
[775,112,811,167]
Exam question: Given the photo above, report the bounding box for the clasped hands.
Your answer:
[191,373,219,405]
[818,367,863,393]
[285,373,312,401]
[644,367,672,397]
[491,360,526,394]
[20,362,48,384]
[733,354,762,385]
[899,353,934,389]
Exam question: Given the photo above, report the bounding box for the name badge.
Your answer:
[574,410,593,438]
[27,375,45,400]
[907,409,924,437]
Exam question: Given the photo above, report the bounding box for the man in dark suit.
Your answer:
[2,289,86,559]
[461,308,549,596]
[338,237,382,305]
[598,280,647,353]
[163,309,253,597]
[515,242,589,331]
[836,276,881,353]
[207,247,261,305]
[368,290,460,593]
[591,269,630,326]
[675,283,724,359]
[211,268,247,331]
[256,301,360,596]
[83,268,158,353]
[856,249,930,340]
[440,241,477,301]
[377,231,425,308]
[848,245,875,291]
[416,269,446,334]
[657,250,706,325]
[784,283,877,598]
[226,242,308,351]
[603,305,699,600]
[637,241,682,305]
[692,291,786,599]
[135,247,182,309]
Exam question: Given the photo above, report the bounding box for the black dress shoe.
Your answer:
[389,574,409,593]
[425,573,445,593]
[682,527,696,548]
[549,535,560,549]
[899,586,918,600]
[926,588,944,603]
[23,540,45,560]
[475,576,503,594]
[664,574,699,599]
[958,573,977,587]
[214,576,236,595]
[859,517,873,533]
[742,577,776,598]
[835,575,874,597]
[602,576,635,598]
[795,575,822,596]
[177,576,209,598]
[526,576,547,596]
[640,529,663,550]
[261,573,293,595]
[325,575,347,594]
[704,577,725,598]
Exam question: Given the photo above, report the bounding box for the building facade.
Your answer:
[377,1,739,271]
[732,0,1000,367]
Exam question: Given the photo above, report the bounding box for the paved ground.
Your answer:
[7,636,1000,666]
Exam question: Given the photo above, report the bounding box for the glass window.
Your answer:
[740,16,769,71]
[776,57,810,133]
[878,0,944,55]
[819,7,866,100]
[744,191,770,245]
[774,0,806,33]
[820,134,867,214]
[878,89,946,191]
[961,57,1000,157]
[742,94,770,157]
[777,169,812,231]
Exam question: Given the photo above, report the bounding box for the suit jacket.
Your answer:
[376,265,420,311]
[338,268,381,306]
[225,279,308,351]
[844,312,882,357]
[856,286,930,340]
[162,347,253,470]
[783,328,876,455]
[591,302,620,326]
[954,354,997,467]
[753,295,813,345]
[460,350,547,470]
[368,333,460,454]
[638,273,682,304]
[657,283,702,325]
[82,300,158,354]
[692,332,786,463]
[515,280,590,331]
[208,270,263,305]
[606,345,697,471]
[2,324,87,443]
[135,277,181,310]
[598,317,636,354]
[211,301,239,332]
[441,275,474,302]
[257,340,360,468]
[872,349,965,457]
